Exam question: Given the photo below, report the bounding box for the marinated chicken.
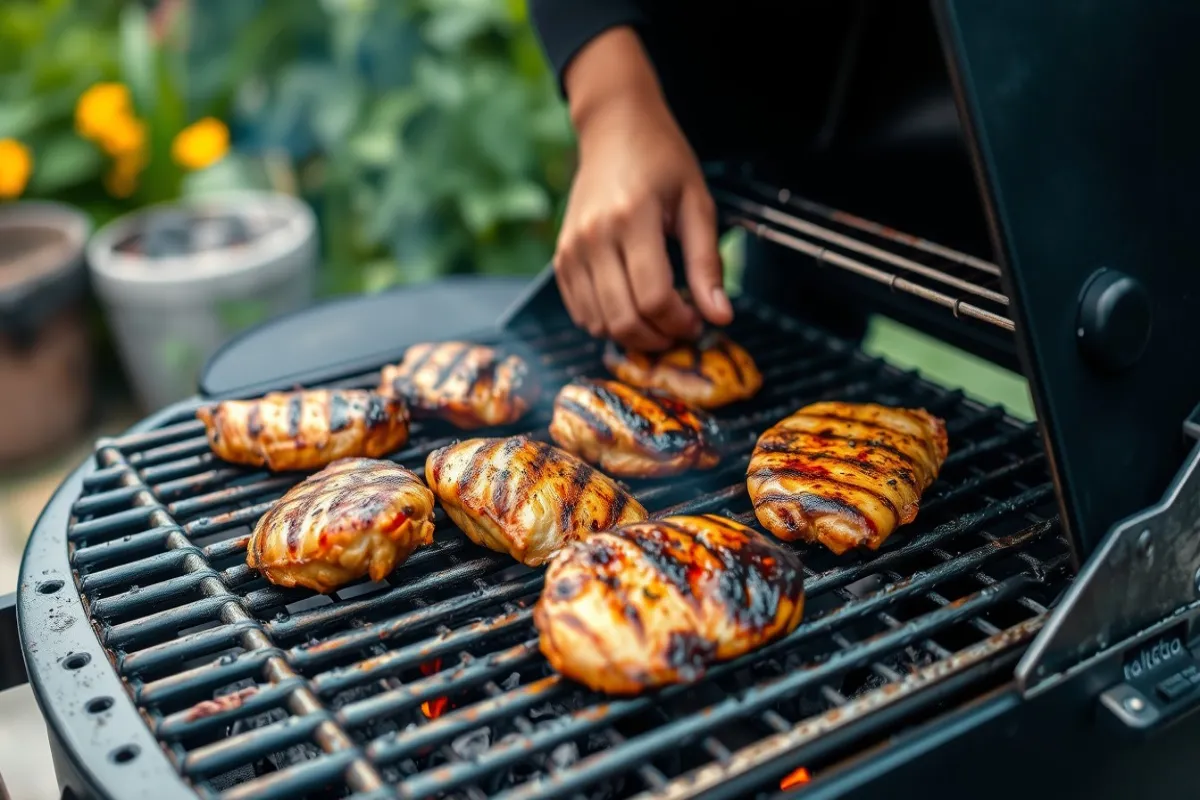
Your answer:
[425,436,647,566]
[378,341,539,429]
[247,458,436,593]
[534,514,804,694]
[549,379,722,478]
[603,331,762,409]
[197,389,410,472]
[747,402,948,554]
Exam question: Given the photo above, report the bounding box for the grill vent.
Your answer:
[68,301,1070,799]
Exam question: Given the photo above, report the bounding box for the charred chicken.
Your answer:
[246,458,436,593]
[379,341,539,429]
[549,378,722,478]
[535,514,804,694]
[197,389,410,472]
[747,401,948,554]
[425,436,647,566]
[603,330,762,409]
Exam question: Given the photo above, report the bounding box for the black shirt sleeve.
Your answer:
[528,0,648,90]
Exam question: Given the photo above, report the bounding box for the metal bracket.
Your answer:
[0,591,26,692]
[1017,403,1200,693]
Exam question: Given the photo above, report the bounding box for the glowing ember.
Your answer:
[780,766,811,790]
[419,658,449,719]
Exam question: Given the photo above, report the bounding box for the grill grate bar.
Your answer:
[88,445,386,796]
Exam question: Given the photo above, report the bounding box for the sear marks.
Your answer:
[603,330,762,409]
[246,458,436,593]
[549,378,723,478]
[747,401,949,554]
[378,341,539,429]
[197,389,409,472]
[425,436,647,566]
[535,514,804,694]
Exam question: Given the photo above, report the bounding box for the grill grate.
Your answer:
[68,300,1070,800]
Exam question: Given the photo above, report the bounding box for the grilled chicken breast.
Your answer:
[378,341,539,429]
[603,331,762,409]
[535,514,804,694]
[247,458,436,593]
[549,379,722,478]
[197,389,410,472]
[425,436,647,566]
[747,402,948,554]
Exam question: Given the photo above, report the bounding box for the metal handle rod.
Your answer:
[717,190,1009,306]
[729,216,1015,331]
[730,176,1003,276]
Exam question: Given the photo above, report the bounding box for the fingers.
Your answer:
[622,206,702,341]
[677,185,734,326]
[553,250,602,338]
[590,238,673,351]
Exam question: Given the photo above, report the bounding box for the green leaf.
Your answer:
[29,133,102,193]
[118,4,154,113]
[0,99,44,139]
[181,153,271,197]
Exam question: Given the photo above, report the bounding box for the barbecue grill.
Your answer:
[6,3,1200,799]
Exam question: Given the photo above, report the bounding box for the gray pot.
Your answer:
[87,191,317,410]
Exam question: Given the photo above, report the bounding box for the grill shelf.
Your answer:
[712,177,1014,332]
[66,299,1070,800]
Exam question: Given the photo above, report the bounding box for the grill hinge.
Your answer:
[1016,402,1200,695]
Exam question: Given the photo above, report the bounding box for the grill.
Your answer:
[10,3,1200,799]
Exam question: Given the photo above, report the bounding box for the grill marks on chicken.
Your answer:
[535,514,804,694]
[425,436,647,566]
[549,379,722,478]
[197,389,410,472]
[603,331,762,409]
[246,458,436,593]
[748,402,948,554]
[379,341,539,429]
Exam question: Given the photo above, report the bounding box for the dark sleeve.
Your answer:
[528,0,648,89]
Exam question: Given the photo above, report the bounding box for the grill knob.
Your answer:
[1076,268,1152,373]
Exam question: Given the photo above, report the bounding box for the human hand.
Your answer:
[553,28,734,351]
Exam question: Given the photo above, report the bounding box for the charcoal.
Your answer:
[549,741,579,770]
[451,727,492,760]
[500,672,521,691]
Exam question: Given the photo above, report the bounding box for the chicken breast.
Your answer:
[197,389,410,472]
[535,514,804,695]
[549,379,723,478]
[747,402,949,554]
[425,436,647,566]
[247,458,436,593]
[378,341,539,429]
[603,331,762,409]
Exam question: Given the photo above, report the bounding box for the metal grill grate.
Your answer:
[67,300,1070,800]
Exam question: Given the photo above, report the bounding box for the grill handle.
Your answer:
[0,591,26,691]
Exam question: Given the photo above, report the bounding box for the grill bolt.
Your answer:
[1123,695,1146,714]
[1137,529,1153,560]
[1193,565,1200,596]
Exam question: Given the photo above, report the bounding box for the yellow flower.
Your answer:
[0,139,33,200]
[103,152,143,199]
[171,117,229,171]
[96,114,146,158]
[75,83,133,141]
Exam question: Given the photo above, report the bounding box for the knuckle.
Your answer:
[636,287,673,315]
[609,315,640,340]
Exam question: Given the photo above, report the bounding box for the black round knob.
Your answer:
[1076,268,1152,373]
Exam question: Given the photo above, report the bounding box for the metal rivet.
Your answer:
[1194,566,1200,595]
[1137,529,1153,559]
[1124,696,1146,713]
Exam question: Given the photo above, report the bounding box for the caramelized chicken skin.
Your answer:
[535,514,804,694]
[549,378,722,477]
[748,402,948,554]
[603,330,762,409]
[247,458,436,593]
[425,436,647,566]
[379,341,539,429]
[197,389,410,471]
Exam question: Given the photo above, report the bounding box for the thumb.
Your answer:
[676,185,733,326]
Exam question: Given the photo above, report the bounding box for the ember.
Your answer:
[780,766,811,790]
[419,658,450,719]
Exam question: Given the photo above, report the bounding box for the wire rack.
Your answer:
[67,299,1069,800]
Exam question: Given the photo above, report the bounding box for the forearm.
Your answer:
[563,27,666,139]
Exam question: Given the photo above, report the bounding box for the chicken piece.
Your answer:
[548,379,723,478]
[247,458,436,593]
[603,331,762,409]
[378,341,539,429]
[197,389,410,472]
[747,401,948,554]
[535,514,804,694]
[425,436,647,566]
